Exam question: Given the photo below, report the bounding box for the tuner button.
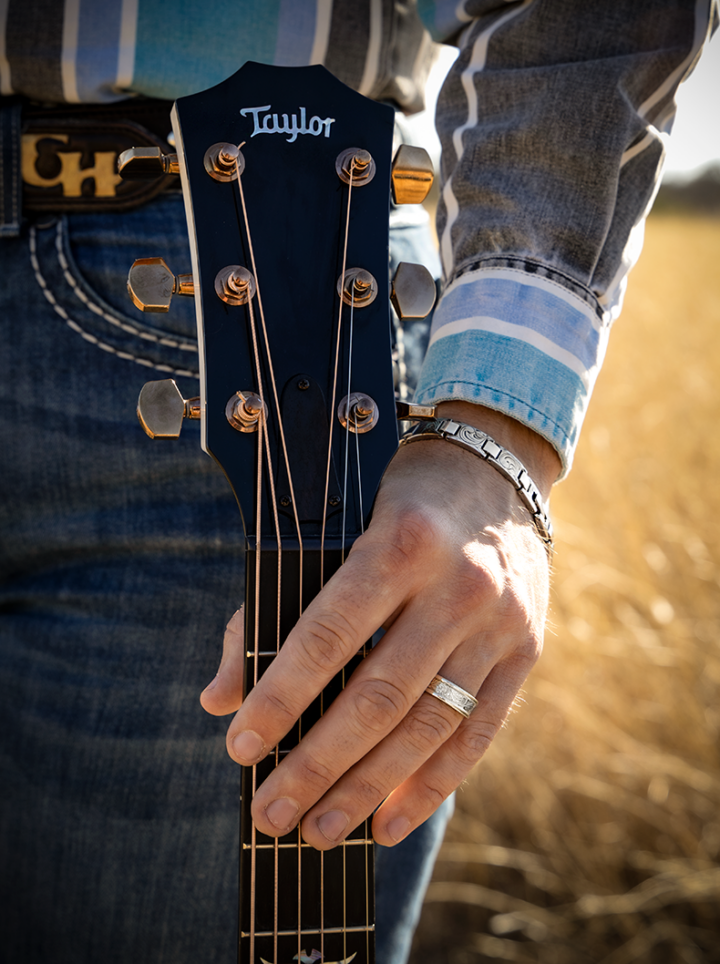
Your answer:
[127,258,194,312]
[117,147,180,178]
[391,145,434,205]
[390,262,437,319]
[137,380,200,439]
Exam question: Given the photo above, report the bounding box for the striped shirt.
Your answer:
[2,0,718,475]
[0,1,461,109]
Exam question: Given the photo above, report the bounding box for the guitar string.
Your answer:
[355,420,364,535]
[319,157,355,589]
[340,293,356,564]
[244,291,269,964]
[258,402,284,964]
[341,286,358,964]
[321,156,357,964]
[250,411,263,964]
[236,155,309,964]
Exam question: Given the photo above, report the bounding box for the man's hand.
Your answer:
[201,402,559,849]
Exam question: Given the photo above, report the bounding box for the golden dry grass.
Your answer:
[410,216,720,964]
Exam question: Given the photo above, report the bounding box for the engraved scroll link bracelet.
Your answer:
[399,417,553,553]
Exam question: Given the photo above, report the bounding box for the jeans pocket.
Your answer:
[28,197,200,379]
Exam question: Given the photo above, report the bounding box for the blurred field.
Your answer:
[409,215,720,964]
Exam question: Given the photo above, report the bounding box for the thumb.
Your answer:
[200,607,246,716]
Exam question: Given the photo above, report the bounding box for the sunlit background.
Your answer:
[407,27,720,964]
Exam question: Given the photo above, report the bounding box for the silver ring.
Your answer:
[424,675,478,719]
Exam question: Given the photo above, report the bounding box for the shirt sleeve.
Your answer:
[416,0,718,477]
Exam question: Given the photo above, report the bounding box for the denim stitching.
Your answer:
[29,226,198,379]
[54,221,197,353]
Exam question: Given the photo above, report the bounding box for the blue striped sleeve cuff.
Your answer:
[414,266,612,478]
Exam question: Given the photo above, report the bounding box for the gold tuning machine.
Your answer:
[137,380,200,439]
[127,258,194,312]
[117,147,179,178]
[390,262,437,319]
[391,145,434,205]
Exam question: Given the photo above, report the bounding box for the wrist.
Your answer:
[434,401,561,500]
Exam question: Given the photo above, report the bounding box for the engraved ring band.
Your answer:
[424,675,478,719]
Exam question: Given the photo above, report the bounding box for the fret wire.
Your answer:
[241,926,375,939]
[243,838,373,850]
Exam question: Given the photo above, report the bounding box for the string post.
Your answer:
[204,141,246,182]
[338,392,379,434]
[215,265,256,305]
[335,147,376,187]
[225,391,266,433]
[337,268,378,307]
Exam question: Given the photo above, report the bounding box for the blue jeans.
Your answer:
[0,194,450,964]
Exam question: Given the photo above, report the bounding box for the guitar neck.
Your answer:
[241,546,374,964]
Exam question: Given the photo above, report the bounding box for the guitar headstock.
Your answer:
[169,61,399,545]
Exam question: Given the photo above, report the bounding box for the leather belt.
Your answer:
[20,98,178,213]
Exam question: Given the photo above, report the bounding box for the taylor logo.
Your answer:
[240,105,336,143]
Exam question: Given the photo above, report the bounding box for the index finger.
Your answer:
[225,536,415,766]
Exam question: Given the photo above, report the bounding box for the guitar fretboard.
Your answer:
[240,548,374,964]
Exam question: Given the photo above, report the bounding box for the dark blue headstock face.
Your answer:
[171,62,398,545]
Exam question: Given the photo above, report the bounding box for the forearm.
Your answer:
[420,0,716,475]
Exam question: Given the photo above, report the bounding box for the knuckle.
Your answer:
[347,677,409,736]
[400,702,458,753]
[453,559,504,615]
[357,506,442,580]
[263,688,300,725]
[453,717,500,765]
[416,779,447,811]
[295,612,355,673]
[350,775,387,807]
[295,755,336,793]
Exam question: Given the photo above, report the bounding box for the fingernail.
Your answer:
[265,797,300,832]
[317,810,349,843]
[232,730,265,764]
[386,816,411,843]
[204,676,219,692]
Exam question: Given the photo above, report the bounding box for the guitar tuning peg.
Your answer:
[127,258,194,312]
[390,262,437,319]
[137,379,201,439]
[117,147,179,178]
[391,145,434,204]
